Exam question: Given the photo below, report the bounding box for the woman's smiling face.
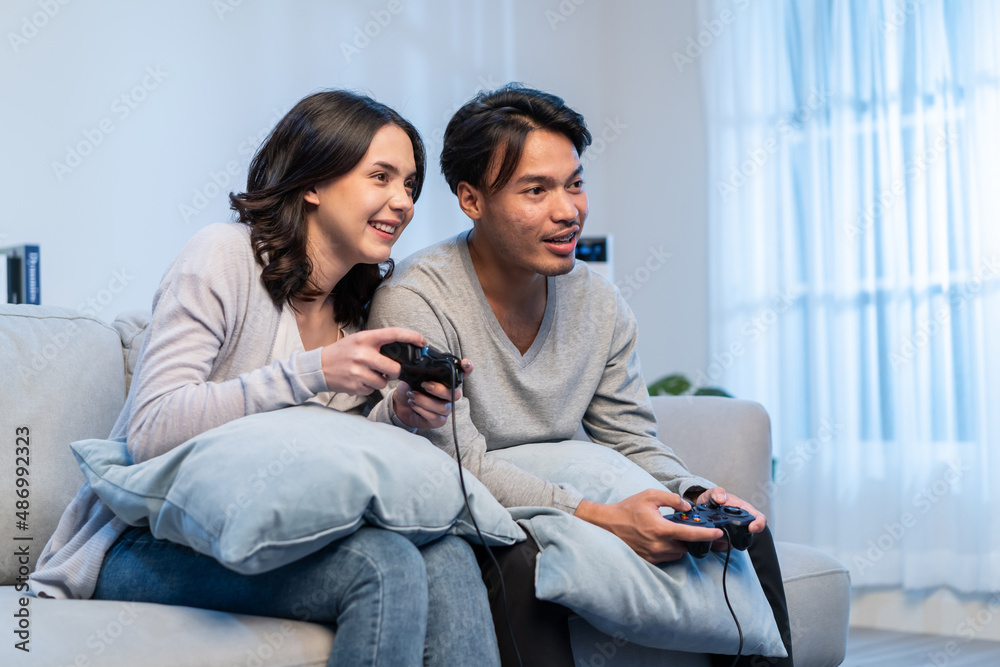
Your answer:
[303,123,418,268]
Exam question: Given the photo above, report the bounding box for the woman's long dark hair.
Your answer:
[229,90,426,328]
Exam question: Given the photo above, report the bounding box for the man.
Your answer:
[369,84,793,667]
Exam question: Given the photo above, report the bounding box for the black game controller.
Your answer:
[379,342,464,396]
[665,501,755,558]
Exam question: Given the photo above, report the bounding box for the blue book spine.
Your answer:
[22,245,40,305]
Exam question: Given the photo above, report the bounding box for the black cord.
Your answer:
[449,365,523,667]
[720,527,744,667]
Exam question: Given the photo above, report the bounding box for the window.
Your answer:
[701,0,1000,592]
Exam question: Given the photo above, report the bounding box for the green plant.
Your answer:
[647,373,733,398]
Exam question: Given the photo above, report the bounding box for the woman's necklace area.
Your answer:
[298,323,344,342]
[294,298,343,345]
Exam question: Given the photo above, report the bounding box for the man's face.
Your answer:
[474,129,588,277]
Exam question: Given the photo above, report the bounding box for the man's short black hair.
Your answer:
[440,83,592,196]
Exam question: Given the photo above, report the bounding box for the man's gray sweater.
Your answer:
[368,232,714,514]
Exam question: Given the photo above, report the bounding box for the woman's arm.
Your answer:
[125,225,328,462]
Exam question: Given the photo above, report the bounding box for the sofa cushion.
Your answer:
[491,440,661,503]
[0,585,334,666]
[776,541,851,667]
[0,305,127,586]
[513,507,787,657]
[73,404,524,574]
[494,442,785,657]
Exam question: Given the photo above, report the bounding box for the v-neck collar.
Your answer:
[457,231,556,368]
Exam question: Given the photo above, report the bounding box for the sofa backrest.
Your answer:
[0,305,130,585]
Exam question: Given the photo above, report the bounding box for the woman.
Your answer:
[31,90,500,666]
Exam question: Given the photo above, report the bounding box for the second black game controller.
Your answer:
[665,501,755,558]
[379,342,464,396]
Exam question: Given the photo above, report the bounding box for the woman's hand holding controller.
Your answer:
[392,360,473,430]
[319,326,472,430]
[320,327,426,395]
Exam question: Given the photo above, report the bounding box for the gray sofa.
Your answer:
[0,304,850,666]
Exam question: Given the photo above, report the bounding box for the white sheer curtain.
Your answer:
[701,0,1000,592]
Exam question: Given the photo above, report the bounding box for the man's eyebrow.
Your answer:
[514,166,584,187]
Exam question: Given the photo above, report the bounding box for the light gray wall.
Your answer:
[1,0,708,383]
[596,1,709,387]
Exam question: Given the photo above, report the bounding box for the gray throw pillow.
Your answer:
[494,441,787,657]
[72,404,524,574]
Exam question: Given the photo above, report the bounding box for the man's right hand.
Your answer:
[573,489,724,563]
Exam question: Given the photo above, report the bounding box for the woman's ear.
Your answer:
[303,186,320,206]
[456,181,484,221]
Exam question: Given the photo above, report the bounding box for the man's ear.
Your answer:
[456,181,485,221]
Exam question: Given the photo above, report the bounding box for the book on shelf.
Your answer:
[2,244,40,305]
[0,253,7,304]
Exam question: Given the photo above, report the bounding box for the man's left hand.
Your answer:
[692,487,766,551]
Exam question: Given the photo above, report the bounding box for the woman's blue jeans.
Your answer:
[93,526,500,667]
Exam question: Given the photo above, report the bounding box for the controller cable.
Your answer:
[448,364,524,667]
[719,525,744,667]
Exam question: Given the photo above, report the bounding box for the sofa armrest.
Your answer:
[651,396,773,520]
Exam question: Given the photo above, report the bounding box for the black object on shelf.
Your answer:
[2,244,40,304]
